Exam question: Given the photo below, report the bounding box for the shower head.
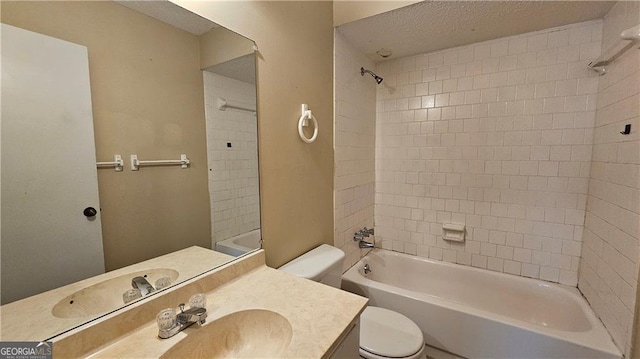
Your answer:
[361,67,383,84]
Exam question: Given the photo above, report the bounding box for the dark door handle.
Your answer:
[83,207,97,217]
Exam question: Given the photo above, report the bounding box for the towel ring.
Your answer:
[298,104,318,143]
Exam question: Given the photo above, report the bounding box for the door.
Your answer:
[1,24,105,304]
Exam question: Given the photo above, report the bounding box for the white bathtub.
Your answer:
[214,229,261,257]
[341,249,621,359]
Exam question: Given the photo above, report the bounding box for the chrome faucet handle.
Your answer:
[122,288,142,304]
[157,308,180,339]
[354,233,364,241]
[178,303,186,313]
[188,293,207,309]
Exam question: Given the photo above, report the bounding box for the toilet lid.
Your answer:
[360,306,424,358]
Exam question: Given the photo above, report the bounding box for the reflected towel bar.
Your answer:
[97,154,124,171]
[130,154,189,171]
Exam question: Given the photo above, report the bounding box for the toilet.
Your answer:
[280,244,425,359]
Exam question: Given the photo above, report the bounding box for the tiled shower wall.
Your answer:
[203,71,260,246]
[374,20,603,286]
[578,1,640,356]
[334,30,376,271]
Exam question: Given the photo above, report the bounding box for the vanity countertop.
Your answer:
[52,250,368,358]
[0,246,233,341]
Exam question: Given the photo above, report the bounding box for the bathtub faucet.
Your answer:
[354,228,375,248]
[354,227,374,239]
[359,227,374,237]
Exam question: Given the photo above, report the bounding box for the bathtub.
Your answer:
[214,229,261,257]
[341,249,621,359]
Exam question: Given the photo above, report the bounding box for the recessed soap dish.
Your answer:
[442,223,465,242]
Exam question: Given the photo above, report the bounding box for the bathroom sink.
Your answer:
[160,309,293,358]
[52,268,179,318]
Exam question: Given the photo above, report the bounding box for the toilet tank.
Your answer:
[279,244,345,288]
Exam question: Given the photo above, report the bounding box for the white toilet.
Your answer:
[280,244,425,359]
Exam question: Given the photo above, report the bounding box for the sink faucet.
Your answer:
[177,303,207,326]
[158,303,208,339]
[131,276,155,296]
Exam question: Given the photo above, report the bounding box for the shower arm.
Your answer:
[361,67,375,77]
[360,67,383,84]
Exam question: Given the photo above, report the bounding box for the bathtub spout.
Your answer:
[359,240,374,249]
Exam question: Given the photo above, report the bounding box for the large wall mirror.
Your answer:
[0,0,260,341]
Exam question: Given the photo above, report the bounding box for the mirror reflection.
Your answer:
[203,55,261,257]
[0,0,260,341]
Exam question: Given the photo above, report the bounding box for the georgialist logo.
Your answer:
[0,341,52,359]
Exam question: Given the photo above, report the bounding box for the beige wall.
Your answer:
[1,1,211,271]
[200,27,255,70]
[174,1,335,268]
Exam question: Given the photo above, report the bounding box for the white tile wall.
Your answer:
[374,20,603,286]
[578,1,640,356]
[203,71,260,246]
[334,30,376,271]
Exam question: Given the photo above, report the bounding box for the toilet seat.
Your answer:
[359,306,425,359]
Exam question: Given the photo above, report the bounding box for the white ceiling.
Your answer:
[206,54,257,85]
[115,0,218,35]
[115,0,255,84]
[338,1,616,63]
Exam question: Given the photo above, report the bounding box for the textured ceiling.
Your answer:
[206,54,257,85]
[115,0,218,35]
[338,1,615,62]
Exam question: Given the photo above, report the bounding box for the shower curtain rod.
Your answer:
[588,23,640,75]
[217,97,256,115]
